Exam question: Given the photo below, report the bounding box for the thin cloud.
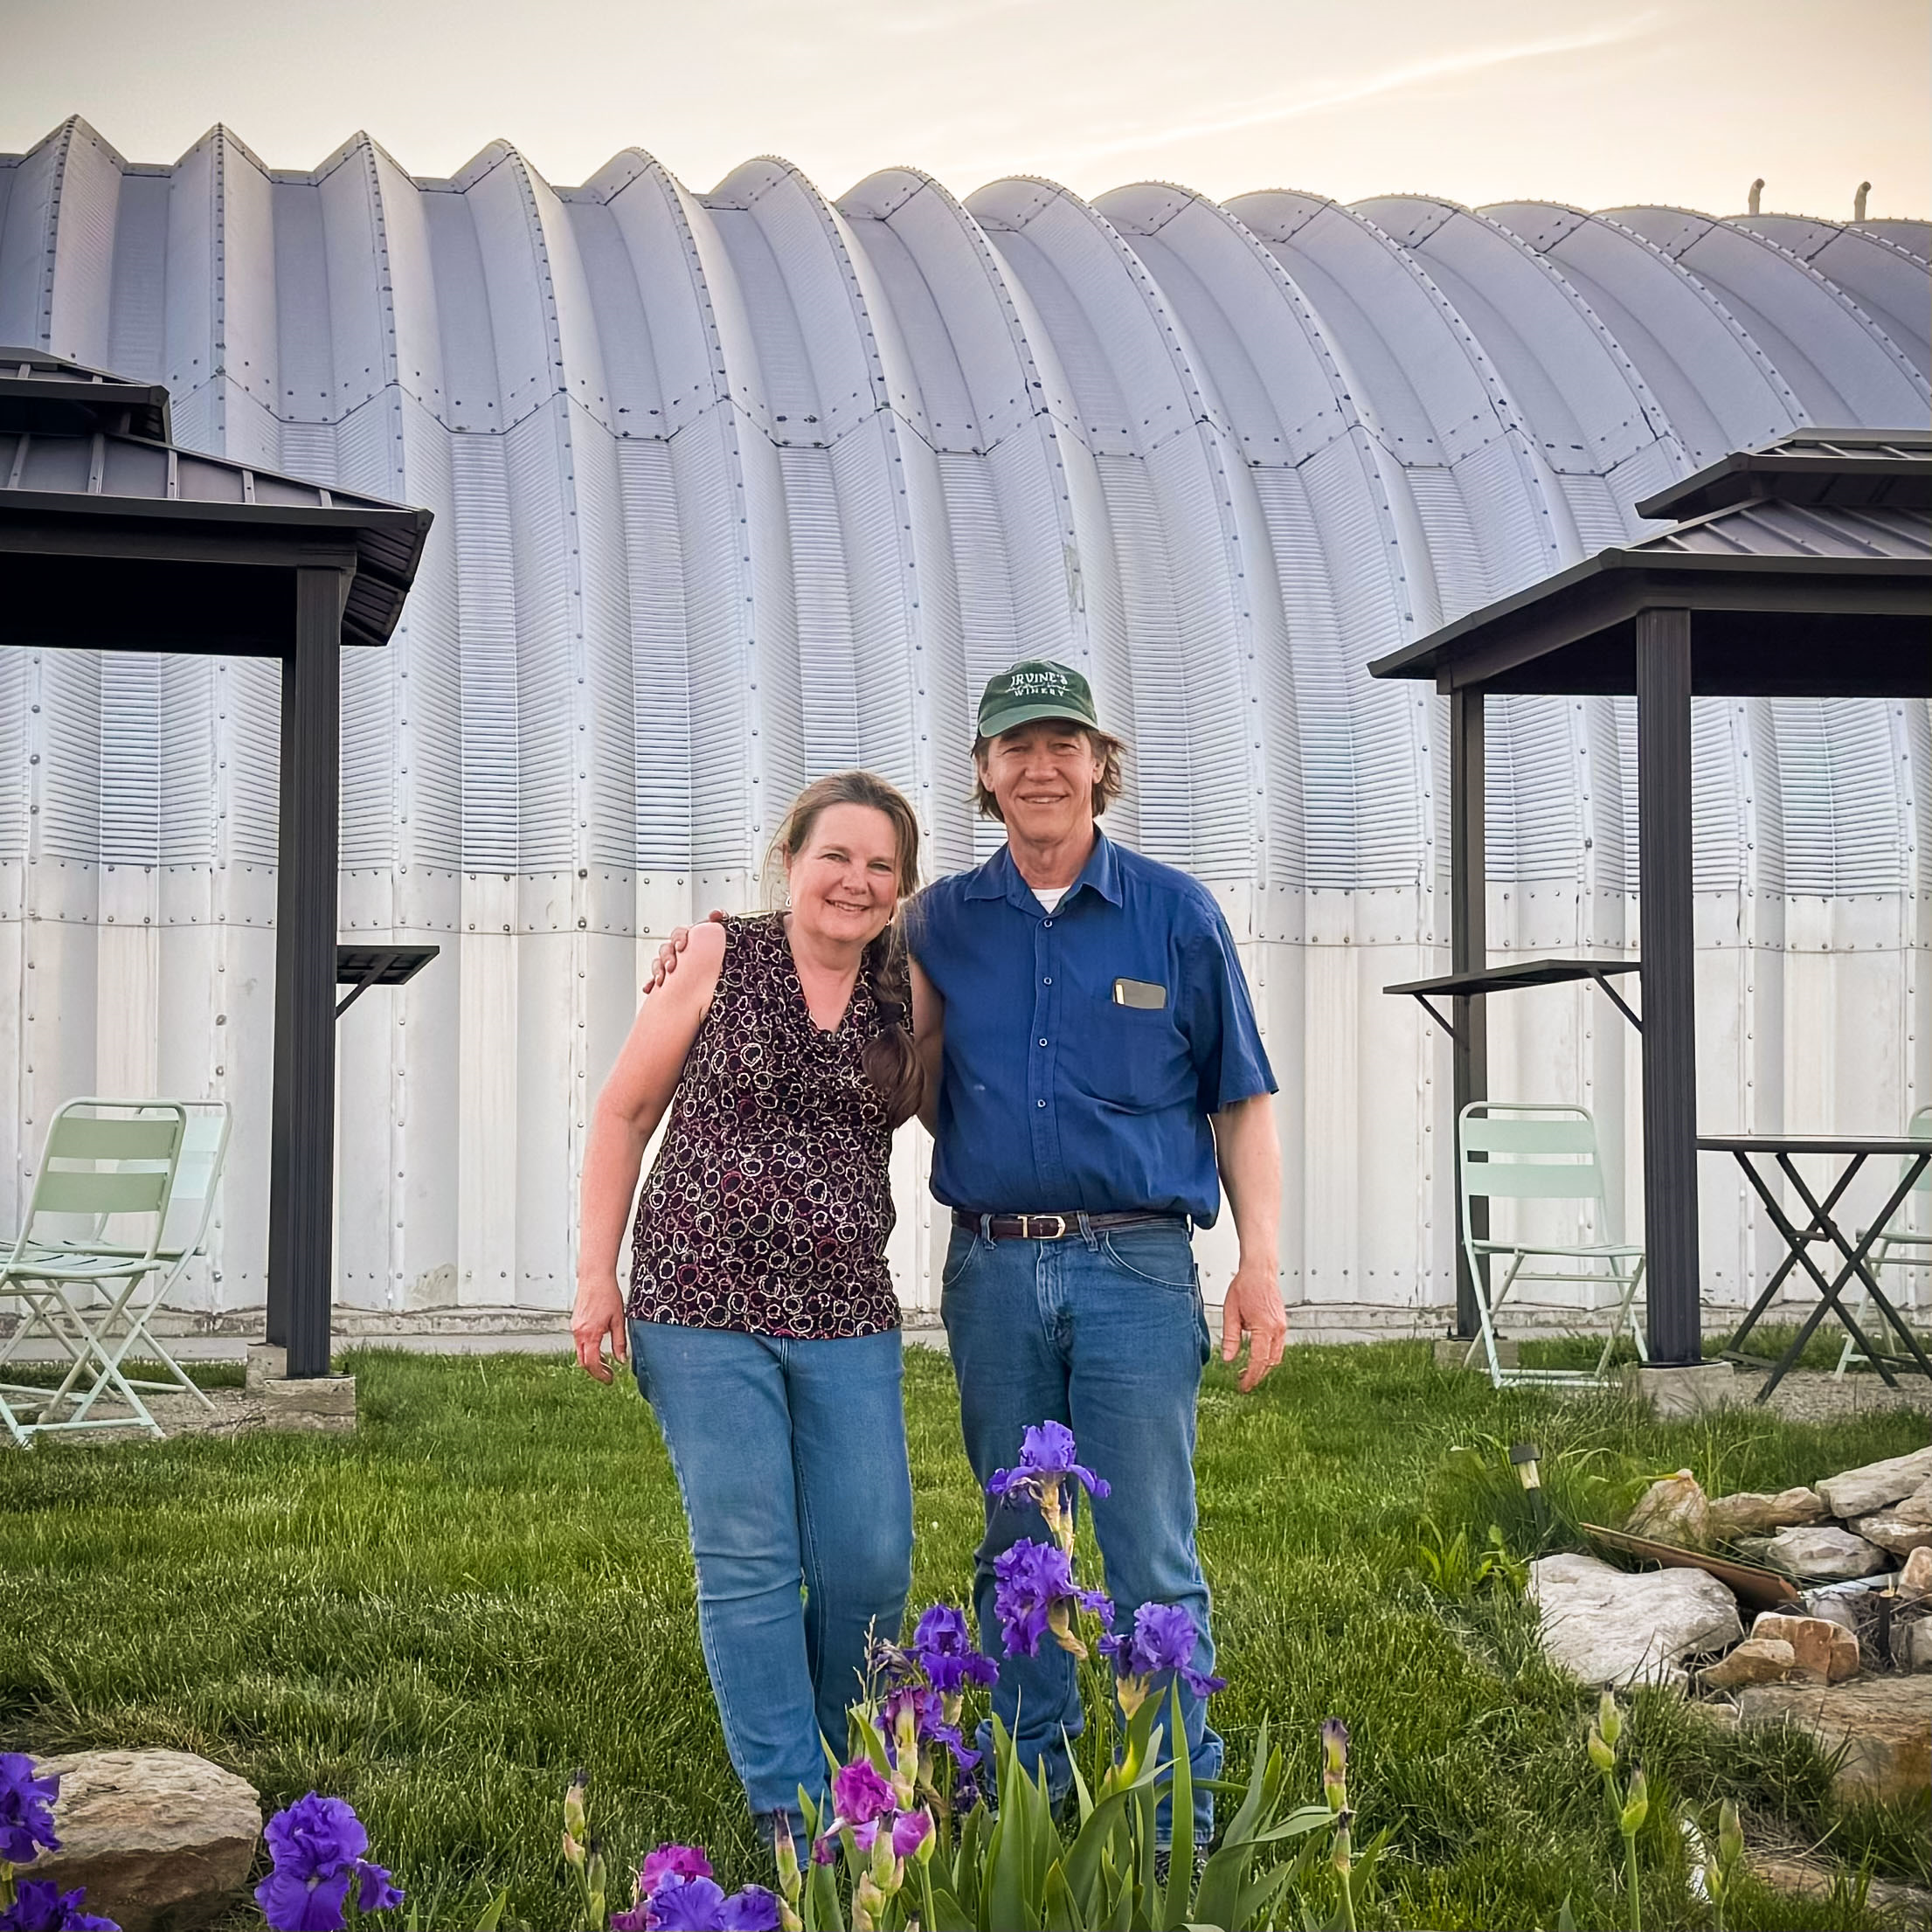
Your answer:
[874,0,1046,34]
[1042,13,1665,167]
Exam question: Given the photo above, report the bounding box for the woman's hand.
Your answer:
[571,1273,629,1383]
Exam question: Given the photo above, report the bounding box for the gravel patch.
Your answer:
[1749,1368,1932,1425]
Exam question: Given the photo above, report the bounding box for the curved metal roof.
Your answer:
[0,114,1926,1326]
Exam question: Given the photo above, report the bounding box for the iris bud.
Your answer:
[1587,1724,1615,1775]
[1620,1766,1649,1837]
[1718,1797,1742,1873]
[1596,1691,1622,1750]
[772,1818,802,1902]
[1329,1809,1354,1879]
[1320,1717,1349,1814]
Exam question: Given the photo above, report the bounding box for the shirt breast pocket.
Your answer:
[1084,1000,1192,1113]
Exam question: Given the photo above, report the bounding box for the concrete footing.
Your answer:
[1434,1336,1518,1370]
[1622,1361,1740,1418]
[245,1344,286,1388]
[257,1373,357,1434]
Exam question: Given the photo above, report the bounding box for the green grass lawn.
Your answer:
[2,1342,1927,1931]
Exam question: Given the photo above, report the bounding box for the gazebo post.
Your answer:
[1448,688,1488,1340]
[267,566,349,1379]
[266,653,298,1351]
[1635,605,1702,1364]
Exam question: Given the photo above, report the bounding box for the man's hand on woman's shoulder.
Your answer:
[647,908,728,994]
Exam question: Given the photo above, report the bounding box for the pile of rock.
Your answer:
[1527,1443,1932,1804]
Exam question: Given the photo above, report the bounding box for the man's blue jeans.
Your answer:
[628,1320,913,1834]
[940,1219,1222,1845]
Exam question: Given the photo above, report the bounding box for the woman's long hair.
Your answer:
[767,771,925,1130]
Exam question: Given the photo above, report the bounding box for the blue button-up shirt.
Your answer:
[910,832,1276,1225]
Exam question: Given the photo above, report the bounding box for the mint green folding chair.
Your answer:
[0,1098,190,1444]
[1458,1102,1648,1389]
[1834,1105,1931,1379]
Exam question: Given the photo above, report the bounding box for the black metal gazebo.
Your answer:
[1370,429,1931,1367]
[1,349,432,1379]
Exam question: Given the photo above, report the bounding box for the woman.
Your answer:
[571,770,924,1845]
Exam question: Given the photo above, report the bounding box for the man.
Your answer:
[910,661,1285,1854]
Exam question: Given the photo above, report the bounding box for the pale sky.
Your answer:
[3,0,1927,218]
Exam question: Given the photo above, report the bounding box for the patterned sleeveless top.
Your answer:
[627,913,902,1339]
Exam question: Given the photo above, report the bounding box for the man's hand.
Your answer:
[647,908,726,994]
[571,1273,629,1383]
[1220,1261,1287,1391]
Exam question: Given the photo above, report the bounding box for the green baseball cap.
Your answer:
[976,660,1101,741]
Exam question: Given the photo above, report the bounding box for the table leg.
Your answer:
[1722,1151,1859,1356]
[1726,1153,1894,1401]
[1783,1153,1932,1384]
[1753,1155,1899,1396]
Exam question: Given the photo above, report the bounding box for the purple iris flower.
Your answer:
[717,1887,782,1930]
[1098,1602,1225,1699]
[986,1422,1110,1510]
[883,1666,982,1774]
[883,1680,942,1745]
[252,1870,353,1932]
[991,1540,1111,1658]
[830,1761,894,1826]
[929,1721,981,1775]
[911,1605,998,1695]
[890,1809,932,1860]
[637,1873,728,1929]
[0,1755,62,1864]
[263,1793,367,1879]
[0,1880,119,1932]
[634,1874,780,1930]
[640,1845,714,1891]
[355,1865,404,1915]
[254,1794,404,1932]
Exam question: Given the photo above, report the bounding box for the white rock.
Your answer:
[1708,1487,1826,1537]
[1529,1552,1742,1688]
[1804,1593,1862,1635]
[1891,1480,1932,1526]
[1815,1445,1932,1521]
[1760,1524,1891,1580]
[1901,1545,1932,1600]
[1625,1471,1712,1548]
[1849,1510,1932,1557]
[1701,1637,1797,1689]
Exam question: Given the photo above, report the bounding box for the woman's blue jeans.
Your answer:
[940,1219,1222,1847]
[628,1319,913,1835]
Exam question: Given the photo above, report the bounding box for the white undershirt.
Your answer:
[1032,885,1069,913]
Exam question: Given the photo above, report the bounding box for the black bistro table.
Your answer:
[1701,1134,1932,1401]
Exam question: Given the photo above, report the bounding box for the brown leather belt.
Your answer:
[952,1209,1188,1242]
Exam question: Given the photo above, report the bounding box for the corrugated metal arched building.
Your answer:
[2,116,1928,1333]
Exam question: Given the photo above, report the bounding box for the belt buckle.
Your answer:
[1018,1213,1067,1241]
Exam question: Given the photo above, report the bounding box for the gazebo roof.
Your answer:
[0,348,431,651]
[2,343,172,441]
[1368,427,1931,699]
[1634,427,1932,520]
